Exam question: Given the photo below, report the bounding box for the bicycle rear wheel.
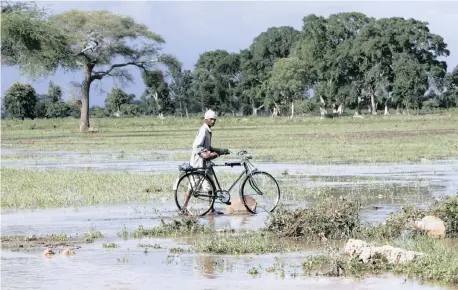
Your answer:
[240,171,280,214]
[174,171,216,216]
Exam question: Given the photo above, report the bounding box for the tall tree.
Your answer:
[266,57,308,119]
[192,50,235,113]
[293,13,372,116]
[3,82,38,120]
[1,1,70,77]
[141,70,174,118]
[167,59,195,117]
[2,5,177,131]
[104,87,135,116]
[441,65,458,108]
[240,26,300,115]
[44,81,68,118]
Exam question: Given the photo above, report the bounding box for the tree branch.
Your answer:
[91,62,148,81]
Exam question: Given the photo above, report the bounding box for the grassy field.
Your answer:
[1,112,457,164]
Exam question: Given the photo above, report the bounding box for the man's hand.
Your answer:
[200,151,219,160]
[221,148,231,155]
[213,148,231,155]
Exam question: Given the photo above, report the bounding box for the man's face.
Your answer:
[205,118,216,127]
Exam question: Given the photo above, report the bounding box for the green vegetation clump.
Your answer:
[132,216,213,238]
[302,237,458,285]
[193,232,289,254]
[428,195,458,237]
[265,198,362,239]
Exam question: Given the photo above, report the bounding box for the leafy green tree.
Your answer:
[2,5,177,131]
[1,1,70,77]
[104,87,135,116]
[3,82,38,120]
[441,65,458,108]
[167,58,196,117]
[239,27,300,116]
[192,50,237,113]
[293,13,372,116]
[141,70,174,117]
[43,81,68,118]
[266,57,308,118]
[392,53,429,112]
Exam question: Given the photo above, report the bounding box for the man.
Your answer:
[181,109,230,215]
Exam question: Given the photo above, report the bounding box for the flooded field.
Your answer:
[1,239,449,290]
[1,150,457,289]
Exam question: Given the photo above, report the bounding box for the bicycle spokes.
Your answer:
[242,172,280,213]
[175,174,214,216]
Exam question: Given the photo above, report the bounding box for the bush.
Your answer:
[428,195,458,237]
[265,197,361,239]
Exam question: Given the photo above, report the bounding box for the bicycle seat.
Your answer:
[178,163,194,172]
[225,162,242,167]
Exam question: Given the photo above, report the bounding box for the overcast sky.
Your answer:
[1,0,457,106]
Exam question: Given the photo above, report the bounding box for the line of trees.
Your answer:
[2,2,458,127]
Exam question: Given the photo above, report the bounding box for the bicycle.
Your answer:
[173,150,281,216]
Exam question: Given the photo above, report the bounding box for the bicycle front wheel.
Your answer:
[174,172,216,216]
[240,171,280,214]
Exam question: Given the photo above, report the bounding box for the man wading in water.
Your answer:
[181,109,230,215]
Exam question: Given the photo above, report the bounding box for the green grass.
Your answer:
[2,114,457,164]
[0,166,436,210]
[193,231,299,254]
[0,167,254,209]
[0,168,177,209]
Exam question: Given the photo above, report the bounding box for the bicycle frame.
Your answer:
[191,155,258,198]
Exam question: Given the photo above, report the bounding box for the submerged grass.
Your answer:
[0,168,246,210]
[132,216,213,238]
[193,231,296,254]
[0,168,177,209]
[0,232,99,249]
[2,114,457,164]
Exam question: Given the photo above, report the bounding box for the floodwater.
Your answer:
[1,237,449,290]
[1,150,457,289]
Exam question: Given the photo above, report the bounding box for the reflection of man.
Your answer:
[181,109,230,215]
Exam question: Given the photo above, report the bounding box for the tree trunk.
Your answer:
[384,103,390,115]
[332,103,338,116]
[80,65,93,132]
[370,93,377,115]
[252,104,264,116]
[290,101,294,119]
[271,102,280,117]
[179,101,183,117]
[337,103,344,115]
[252,104,258,116]
[185,105,189,118]
[355,96,361,116]
[319,96,327,118]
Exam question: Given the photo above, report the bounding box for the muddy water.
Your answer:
[0,237,449,290]
[1,150,457,289]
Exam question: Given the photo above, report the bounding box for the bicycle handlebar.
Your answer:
[208,149,253,167]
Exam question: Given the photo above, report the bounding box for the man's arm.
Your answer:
[193,127,208,154]
[211,147,230,155]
